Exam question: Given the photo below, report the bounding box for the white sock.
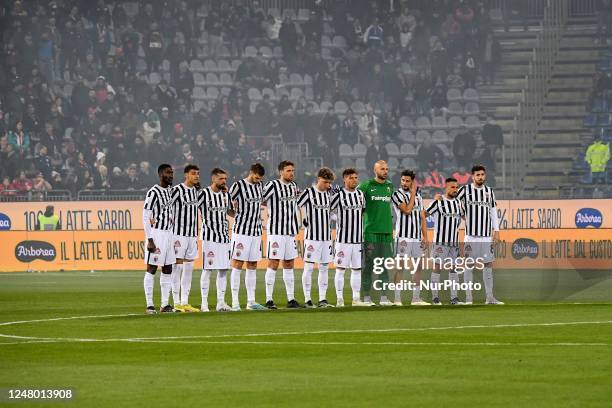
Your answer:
[335,268,345,299]
[231,268,241,307]
[181,262,194,305]
[171,264,182,306]
[318,264,329,302]
[245,269,256,304]
[350,269,361,300]
[160,273,172,306]
[464,267,473,303]
[283,268,295,301]
[144,272,154,307]
[483,266,494,300]
[265,268,276,301]
[216,269,228,304]
[394,289,402,303]
[200,269,211,308]
[302,262,314,302]
[431,271,441,298]
[449,271,459,299]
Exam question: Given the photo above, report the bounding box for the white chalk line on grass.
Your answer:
[0,313,610,346]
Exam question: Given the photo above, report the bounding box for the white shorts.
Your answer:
[173,235,199,260]
[231,234,262,262]
[396,238,424,258]
[334,242,362,269]
[267,235,298,260]
[431,243,459,267]
[145,229,176,266]
[304,240,333,264]
[202,241,231,270]
[464,235,495,264]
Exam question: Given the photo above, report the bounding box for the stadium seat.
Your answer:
[289,73,304,86]
[388,157,400,169]
[438,144,451,157]
[448,116,464,128]
[597,114,612,126]
[297,8,310,21]
[432,116,447,129]
[193,72,205,86]
[63,83,73,96]
[218,45,231,57]
[339,144,353,157]
[192,86,206,100]
[340,158,354,168]
[464,102,480,115]
[333,36,347,48]
[400,143,416,156]
[399,129,415,143]
[399,116,415,129]
[320,101,333,112]
[353,144,367,157]
[432,130,449,144]
[190,59,204,72]
[217,59,231,72]
[416,130,430,143]
[401,157,417,168]
[309,101,320,113]
[465,115,481,129]
[304,87,314,100]
[269,8,280,19]
[290,87,304,100]
[351,101,366,114]
[203,59,217,72]
[385,143,401,157]
[355,158,366,170]
[303,74,313,86]
[335,101,349,114]
[219,73,233,86]
[204,73,218,85]
[463,88,479,102]
[282,8,297,20]
[276,87,290,99]
[161,59,170,72]
[245,46,257,57]
[447,88,462,102]
[416,116,432,130]
[273,46,283,58]
[447,101,463,115]
[322,35,333,48]
[322,48,332,60]
[249,101,258,114]
[207,87,219,100]
[231,60,241,71]
[262,88,276,100]
[248,87,262,101]
[260,46,273,57]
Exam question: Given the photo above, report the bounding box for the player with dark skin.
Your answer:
[147,166,174,275]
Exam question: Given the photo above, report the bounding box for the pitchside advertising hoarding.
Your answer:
[0,200,610,272]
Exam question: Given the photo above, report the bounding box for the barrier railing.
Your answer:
[510,0,568,196]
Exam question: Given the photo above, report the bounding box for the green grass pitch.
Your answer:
[0,270,611,407]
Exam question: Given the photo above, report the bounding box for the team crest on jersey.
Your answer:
[465,244,472,252]
[272,242,279,249]
[207,251,215,257]
[435,246,443,253]
[174,240,181,248]
[307,245,315,252]
[399,240,408,247]
[485,193,490,199]
[236,251,241,257]
[337,251,344,258]
[387,187,391,193]
[236,243,244,250]
[153,256,159,262]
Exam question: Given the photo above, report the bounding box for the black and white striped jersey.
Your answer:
[229,179,264,237]
[171,183,200,237]
[144,184,174,231]
[392,188,424,240]
[330,188,366,244]
[297,186,332,241]
[426,197,464,245]
[457,184,497,237]
[198,186,232,243]
[262,179,299,236]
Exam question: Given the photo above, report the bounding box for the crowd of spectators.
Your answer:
[0,0,503,198]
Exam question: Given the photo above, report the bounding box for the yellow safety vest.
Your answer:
[38,214,59,231]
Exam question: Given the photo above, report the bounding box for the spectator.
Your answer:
[585,134,610,184]
[279,17,298,63]
[359,105,379,135]
[341,110,360,145]
[365,132,388,165]
[482,115,504,159]
[453,127,477,171]
[32,171,53,193]
[462,51,477,89]
[8,120,30,157]
[417,137,444,173]
[11,171,33,194]
[0,176,16,196]
[481,32,501,85]
[124,164,142,190]
[364,17,384,48]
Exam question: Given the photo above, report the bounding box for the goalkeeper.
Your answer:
[358,160,395,306]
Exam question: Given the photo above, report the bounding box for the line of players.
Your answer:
[142,160,503,314]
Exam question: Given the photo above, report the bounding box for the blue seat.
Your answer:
[597,114,611,126]
[592,98,606,113]
[583,114,597,127]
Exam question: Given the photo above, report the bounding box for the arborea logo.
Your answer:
[511,238,539,260]
[15,241,57,262]
[0,213,11,230]
[575,208,603,228]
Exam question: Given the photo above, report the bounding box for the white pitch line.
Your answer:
[0,313,140,327]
